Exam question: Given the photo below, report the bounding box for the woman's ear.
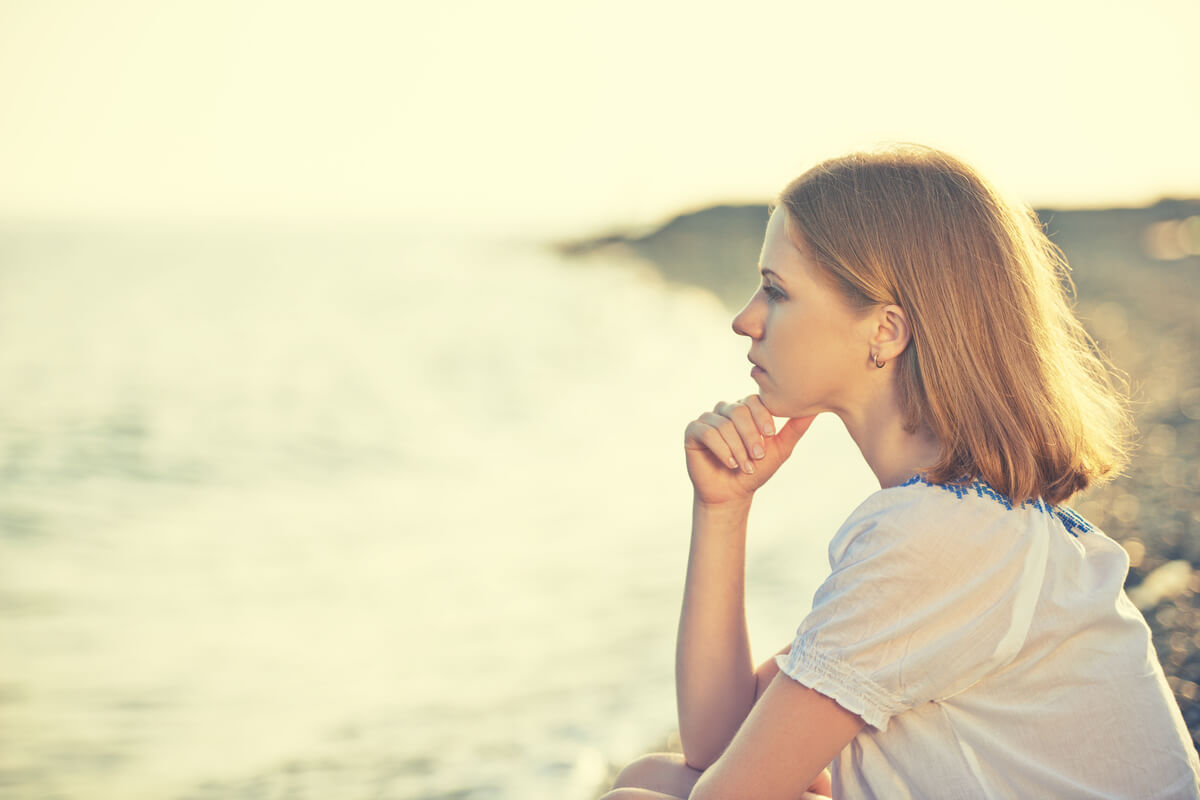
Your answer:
[869,304,912,362]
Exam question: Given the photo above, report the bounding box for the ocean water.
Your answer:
[0,224,877,799]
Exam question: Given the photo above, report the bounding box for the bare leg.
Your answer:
[606,753,701,797]
[601,752,833,800]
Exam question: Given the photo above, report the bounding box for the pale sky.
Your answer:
[0,0,1197,236]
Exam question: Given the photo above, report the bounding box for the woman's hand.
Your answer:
[684,396,814,507]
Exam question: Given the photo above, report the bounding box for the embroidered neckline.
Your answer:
[898,474,1094,537]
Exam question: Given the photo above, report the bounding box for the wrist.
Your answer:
[692,494,753,524]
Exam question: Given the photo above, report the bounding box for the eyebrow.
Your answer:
[760,268,784,282]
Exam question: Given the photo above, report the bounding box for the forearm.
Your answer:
[675,497,757,769]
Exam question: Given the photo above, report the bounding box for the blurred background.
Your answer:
[0,1,1197,798]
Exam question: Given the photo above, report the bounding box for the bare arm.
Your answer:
[676,399,812,769]
[675,498,756,768]
[690,675,863,800]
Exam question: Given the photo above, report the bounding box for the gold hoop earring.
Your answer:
[873,352,886,369]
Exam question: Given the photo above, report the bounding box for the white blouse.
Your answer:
[777,477,1200,799]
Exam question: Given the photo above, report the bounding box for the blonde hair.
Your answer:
[779,145,1133,504]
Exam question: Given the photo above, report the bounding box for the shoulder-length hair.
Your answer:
[779,144,1133,504]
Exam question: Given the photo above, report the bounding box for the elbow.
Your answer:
[678,741,720,773]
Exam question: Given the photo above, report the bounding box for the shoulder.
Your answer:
[827,476,1053,572]
[790,478,1076,718]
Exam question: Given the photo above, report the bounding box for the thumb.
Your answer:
[772,414,817,457]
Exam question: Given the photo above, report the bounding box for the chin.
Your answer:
[759,391,819,420]
[757,392,794,418]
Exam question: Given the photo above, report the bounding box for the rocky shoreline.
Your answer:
[563,199,1200,762]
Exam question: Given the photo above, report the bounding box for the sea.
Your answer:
[0,223,878,799]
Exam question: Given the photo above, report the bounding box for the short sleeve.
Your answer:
[775,489,1051,730]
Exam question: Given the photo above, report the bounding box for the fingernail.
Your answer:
[752,444,765,459]
[743,462,755,474]
[763,422,775,436]
[728,457,739,469]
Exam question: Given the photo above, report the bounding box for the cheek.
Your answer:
[774,322,817,370]
[776,327,847,385]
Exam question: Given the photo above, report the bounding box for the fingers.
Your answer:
[713,400,769,464]
[741,395,776,437]
[685,397,815,467]
[696,412,756,473]
[684,418,741,471]
[683,398,777,475]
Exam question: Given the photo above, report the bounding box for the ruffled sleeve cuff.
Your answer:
[776,643,908,731]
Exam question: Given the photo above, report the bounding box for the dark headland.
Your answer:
[559,199,1200,755]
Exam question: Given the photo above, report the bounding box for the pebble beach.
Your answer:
[1052,205,1200,744]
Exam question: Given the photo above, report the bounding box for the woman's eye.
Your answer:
[763,284,785,301]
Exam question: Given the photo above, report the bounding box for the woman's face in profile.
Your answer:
[733,208,872,419]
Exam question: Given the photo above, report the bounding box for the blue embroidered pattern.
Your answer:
[899,475,1094,537]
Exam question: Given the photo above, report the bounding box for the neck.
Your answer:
[838,390,941,490]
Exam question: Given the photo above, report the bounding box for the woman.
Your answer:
[603,146,1200,799]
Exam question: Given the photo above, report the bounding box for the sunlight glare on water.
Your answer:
[0,226,875,798]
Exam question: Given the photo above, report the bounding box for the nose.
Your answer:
[731,290,764,339]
